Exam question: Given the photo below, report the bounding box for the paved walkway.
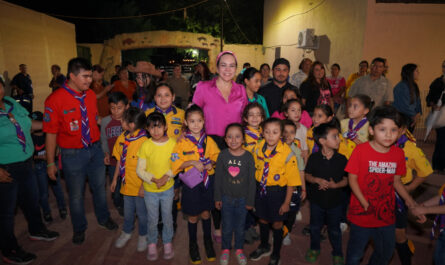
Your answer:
[8,140,443,265]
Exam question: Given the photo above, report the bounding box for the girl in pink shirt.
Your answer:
[271,88,312,128]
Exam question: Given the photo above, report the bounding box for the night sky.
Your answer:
[5,0,264,44]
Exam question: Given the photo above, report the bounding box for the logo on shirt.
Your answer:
[43,113,51,122]
[368,161,397,174]
[183,151,195,155]
[274,174,280,181]
[63,108,76,115]
[228,166,240,177]
[174,129,180,135]
[171,153,179,162]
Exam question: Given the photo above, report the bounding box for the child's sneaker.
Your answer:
[333,255,344,265]
[163,243,174,260]
[137,235,147,252]
[2,247,36,265]
[147,243,158,261]
[235,249,247,265]
[189,241,201,264]
[220,249,230,265]
[249,246,271,261]
[282,234,291,246]
[296,211,303,221]
[115,232,132,248]
[305,249,320,263]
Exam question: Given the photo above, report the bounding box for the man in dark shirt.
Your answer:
[49,64,66,92]
[258,58,297,114]
[11,64,33,111]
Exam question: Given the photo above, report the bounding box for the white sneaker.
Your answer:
[137,235,147,252]
[296,211,303,221]
[115,231,132,248]
[340,222,348,233]
[282,234,291,246]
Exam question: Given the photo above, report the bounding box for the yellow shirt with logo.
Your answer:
[340,118,370,151]
[145,106,185,140]
[137,138,176,192]
[244,126,262,154]
[112,129,147,196]
[253,140,301,187]
[400,140,433,185]
[307,127,351,159]
[171,136,220,176]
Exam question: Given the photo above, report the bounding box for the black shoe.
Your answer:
[43,213,53,223]
[189,241,201,264]
[302,226,310,236]
[116,206,124,217]
[99,218,118,230]
[72,231,85,245]
[249,246,271,261]
[29,228,59,241]
[268,255,280,265]
[2,247,36,265]
[203,237,216,261]
[59,209,67,220]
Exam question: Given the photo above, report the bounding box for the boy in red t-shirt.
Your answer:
[345,106,426,265]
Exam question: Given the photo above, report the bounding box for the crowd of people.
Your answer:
[1,52,445,265]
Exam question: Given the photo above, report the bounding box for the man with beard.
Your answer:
[259,58,297,114]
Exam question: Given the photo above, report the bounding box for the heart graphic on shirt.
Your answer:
[228,166,240,177]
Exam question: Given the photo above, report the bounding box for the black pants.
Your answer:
[433,126,445,171]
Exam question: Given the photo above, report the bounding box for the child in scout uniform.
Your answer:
[242,102,265,153]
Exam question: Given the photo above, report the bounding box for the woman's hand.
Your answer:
[215,201,222,210]
[0,168,12,183]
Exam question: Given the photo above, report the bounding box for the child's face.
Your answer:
[285,102,302,123]
[263,122,282,148]
[122,120,135,132]
[321,128,340,150]
[369,118,399,148]
[283,125,296,145]
[312,108,332,127]
[244,107,263,129]
[282,90,297,104]
[186,112,205,135]
[154,86,175,111]
[348,98,368,120]
[148,123,167,141]
[110,102,127,120]
[225,127,244,151]
[245,72,262,93]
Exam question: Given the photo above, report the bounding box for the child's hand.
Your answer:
[361,200,370,211]
[326,178,337,189]
[193,161,205,172]
[0,168,12,183]
[415,214,427,224]
[300,190,306,201]
[204,163,212,171]
[245,205,253,210]
[410,205,426,217]
[317,178,329,190]
[279,203,290,215]
[352,138,363,145]
[215,201,222,210]
[138,185,145,198]
[104,153,110,165]
[110,179,117,192]
[156,175,169,189]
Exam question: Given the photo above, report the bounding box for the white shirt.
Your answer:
[290,70,308,89]
[295,123,308,151]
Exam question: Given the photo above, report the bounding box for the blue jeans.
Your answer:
[107,165,123,209]
[0,159,45,252]
[61,142,110,233]
[123,195,147,236]
[310,203,343,256]
[144,187,174,244]
[34,161,66,214]
[435,230,445,265]
[346,223,395,265]
[221,195,248,250]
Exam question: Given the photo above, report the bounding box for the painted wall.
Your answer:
[220,44,264,72]
[263,0,368,80]
[0,1,77,111]
[78,43,104,66]
[362,1,445,100]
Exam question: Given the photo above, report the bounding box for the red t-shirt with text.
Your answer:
[345,142,406,227]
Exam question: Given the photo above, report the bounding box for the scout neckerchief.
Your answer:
[137,88,146,110]
[63,84,91,148]
[119,129,147,184]
[345,118,368,140]
[259,143,278,197]
[185,130,211,188]
[0,101,26,152]
[431,188,445,239]
[244,126,261,147]
[155,105,176,115]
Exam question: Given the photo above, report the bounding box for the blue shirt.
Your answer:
[0,97,34,164]
[392,81,422,117]
[248,93,270,118]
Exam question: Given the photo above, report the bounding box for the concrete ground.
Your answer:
[7,134,443,265]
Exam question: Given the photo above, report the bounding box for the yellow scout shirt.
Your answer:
[171,136,220,176]
[253,140,301,187]
[307,127,351,159]
[400,140,433,185]
[137,138,176,192]
[340,118,369,151]
[145,106,185,139]
[244,126,262,153]
[112,129,147,196]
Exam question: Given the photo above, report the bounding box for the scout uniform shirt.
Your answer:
[253,140,301,187]
[171,136,220,176]
[307,127,351,159]
[145,106,184,139]
[340,118,370,151]
[43,85,100,149]
[244,126,262,153]
[112,129,147,196]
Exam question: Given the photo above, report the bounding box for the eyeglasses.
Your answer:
[248,113,262,117]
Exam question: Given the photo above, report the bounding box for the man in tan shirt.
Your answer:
[167,64,190,109]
